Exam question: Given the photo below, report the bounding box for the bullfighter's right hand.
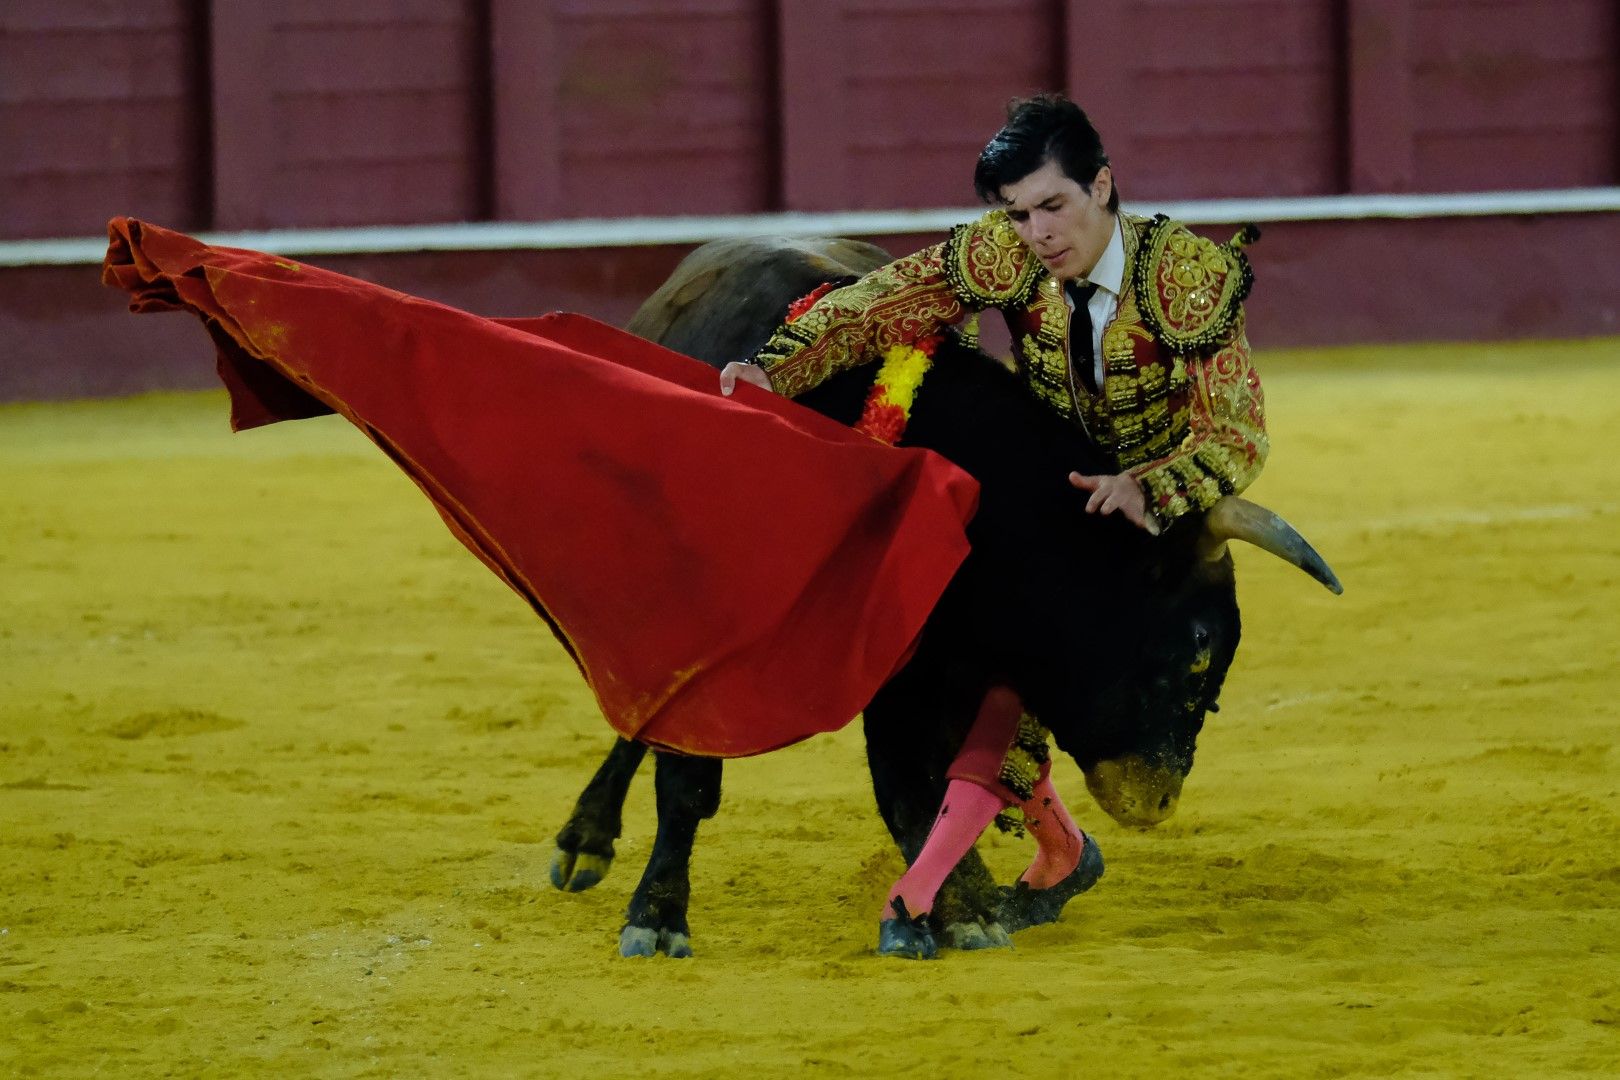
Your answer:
[720,362,775,396]
[1069,471,1162,536]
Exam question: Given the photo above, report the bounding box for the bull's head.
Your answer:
[1053,497,1341,827]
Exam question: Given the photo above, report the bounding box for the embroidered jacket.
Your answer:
[752,211,1268,527]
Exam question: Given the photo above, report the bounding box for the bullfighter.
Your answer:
[720,93,1270,957]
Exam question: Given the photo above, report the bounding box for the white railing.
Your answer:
[6,187,1619,268]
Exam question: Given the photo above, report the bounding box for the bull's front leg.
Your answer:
[619,750,721,958]
[551,737,648,892]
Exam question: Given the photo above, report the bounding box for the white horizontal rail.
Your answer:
[7,187,1619,268]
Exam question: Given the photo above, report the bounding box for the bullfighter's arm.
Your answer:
[1129,317,1269,528]
[750,244,966,398]
[752,210,1045,398]
[1123,221,1268,529]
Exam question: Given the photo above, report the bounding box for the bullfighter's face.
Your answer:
[998,158,1116,283]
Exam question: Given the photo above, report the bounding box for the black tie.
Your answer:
[1066,280,1100,394]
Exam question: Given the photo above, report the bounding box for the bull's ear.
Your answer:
[1199,498,1343,595]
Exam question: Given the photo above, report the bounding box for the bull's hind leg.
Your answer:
[551,737,647,892]
[619,751,721,958]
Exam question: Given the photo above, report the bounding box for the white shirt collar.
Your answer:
[1080,217,1126,297]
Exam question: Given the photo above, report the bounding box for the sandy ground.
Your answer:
[2,336,1617,1078]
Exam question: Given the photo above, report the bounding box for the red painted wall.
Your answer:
[202,1,488,230]
[1076,0,1347,200]
[1,1,210,238]
[778,0,1060,210]
[545,0,776,215]
[3,1,1616,239]
[1410,0,1618,191]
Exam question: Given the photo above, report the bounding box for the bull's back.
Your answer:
[626,237,890,368]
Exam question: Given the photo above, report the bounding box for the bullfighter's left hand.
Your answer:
[1068,471,1160,536]
[719,362,775,396]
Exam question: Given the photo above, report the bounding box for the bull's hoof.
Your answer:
[877,899,938,960]
[618,925,693,959]
[550,847,612,893]
[998,832,1105,932]
[944,920,1012,951]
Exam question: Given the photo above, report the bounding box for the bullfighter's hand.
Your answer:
[719,362,775,396]
[1068,471,1161,536]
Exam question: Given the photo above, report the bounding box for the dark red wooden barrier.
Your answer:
[3,0,1615,239]
[4,1,1617,400]
[2,1,211,238]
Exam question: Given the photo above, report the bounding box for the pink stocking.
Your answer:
[883,778,1008,919]
[1017,772,1085,888]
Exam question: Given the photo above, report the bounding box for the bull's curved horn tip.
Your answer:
[1304,555,1345,595]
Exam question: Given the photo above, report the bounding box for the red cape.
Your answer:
[102,219,977,757]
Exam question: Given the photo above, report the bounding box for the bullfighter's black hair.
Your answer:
[973,93,1120,213]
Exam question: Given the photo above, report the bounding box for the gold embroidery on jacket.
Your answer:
[1012,278,1076,420]
[754,242,965,397]
[996,713,1052,801]
[1134,216,1253,351]
[944,210,1044,307]
[1132,319,1268,524]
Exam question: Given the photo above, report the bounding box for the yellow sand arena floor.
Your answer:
[3,338,1617,1077]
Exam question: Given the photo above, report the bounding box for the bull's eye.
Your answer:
[1188,632,1213,675]
[1194,624,1211,649]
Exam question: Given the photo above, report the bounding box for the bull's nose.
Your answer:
[1084,756,1185,827]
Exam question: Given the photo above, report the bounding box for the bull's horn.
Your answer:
[1199,497,1343,594]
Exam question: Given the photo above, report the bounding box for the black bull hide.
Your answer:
[551,236,1341,956]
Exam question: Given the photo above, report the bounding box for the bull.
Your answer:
[547,237,1341,957]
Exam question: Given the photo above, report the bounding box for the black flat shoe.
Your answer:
[996,833,1105,932]
[876,897,939,960]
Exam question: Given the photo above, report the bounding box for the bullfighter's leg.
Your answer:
[863,690,1011,954]
[944,691,1108,934]
[997,770,1105,931]
[876,686,1033,956]
[551,737,648,892]
[1017,769,1086,886]
[619,750,721,959]
[878,778,1010,958]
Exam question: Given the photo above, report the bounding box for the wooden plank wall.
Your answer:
[206,0,488,229]
[1,1,212,237]
[2,0,1616,239]
[1074,0,1346,200]
[779,0,1060,210]
[1408,0,1617,191]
